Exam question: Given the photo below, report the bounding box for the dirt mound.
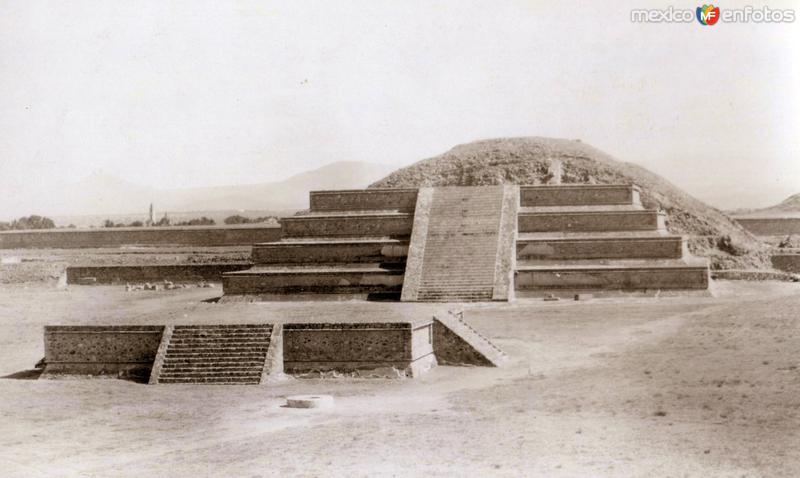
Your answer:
[371,137,770,269]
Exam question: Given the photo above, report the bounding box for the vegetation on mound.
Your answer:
[371,137,770,270]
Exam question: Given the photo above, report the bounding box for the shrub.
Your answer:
[224,215,250,225]
[176,217,215,226]
[10,215,56,230]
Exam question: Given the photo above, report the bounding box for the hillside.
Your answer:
[731,193,800,218]
[371,137,770,270]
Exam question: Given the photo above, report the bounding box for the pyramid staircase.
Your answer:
[514,184,709,296]
[222,189,417,298]
[412,186,506,302]
[150,324,273,384]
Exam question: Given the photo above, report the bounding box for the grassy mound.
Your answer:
[371,137,770,270]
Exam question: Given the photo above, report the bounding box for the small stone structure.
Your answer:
[42,313,505,383]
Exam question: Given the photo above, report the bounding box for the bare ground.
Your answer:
[0,281,798,477]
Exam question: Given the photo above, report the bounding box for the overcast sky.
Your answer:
[1,0,798,218]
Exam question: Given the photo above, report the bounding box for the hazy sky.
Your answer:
[1,0,798,218]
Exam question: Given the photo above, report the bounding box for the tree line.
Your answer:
[0,214,280,230]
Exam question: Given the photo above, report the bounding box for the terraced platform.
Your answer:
[281,212,413,238]
[516,258,709,294]
[514,184,707,296]
[517,231,683,261]
[223,183,709,301]
[222,264,405,297]
[251,237,408,264]
[518,208,666,233]
[519,184,641,207]
[224,190,416,298]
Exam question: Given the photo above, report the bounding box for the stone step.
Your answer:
[517,232,684,260]
[418,294,493,302]
[168,333,271,343]
[170,328,272,337]
[251,238,408,264]
[515,258,710,291]
[159,371,262,378]
[518,209,665,233]
[309,189,419,213]
[520,184,641,207]
[419,284,495,288]
[520,204,643,213]
[163,352,267,359]
[281,213,413,238]
[168,337,271,344]
[162,360,265,367]
[172,326,272,332]
[162,364,262,371]
[157,377,261,384]
[222,264,404,296]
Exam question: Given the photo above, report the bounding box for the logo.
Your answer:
[697,4,721,25]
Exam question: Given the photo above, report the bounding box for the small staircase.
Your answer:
[155,324,272,384]
[415,186,506,302]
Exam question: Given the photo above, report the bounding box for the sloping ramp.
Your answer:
[433,311,507,367]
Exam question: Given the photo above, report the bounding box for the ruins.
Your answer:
[223,183,709,301]
[39,183,709,384]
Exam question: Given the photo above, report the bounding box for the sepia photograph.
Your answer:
[0,1,798,476]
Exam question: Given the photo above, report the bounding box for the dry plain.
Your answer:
[0,280,798,477]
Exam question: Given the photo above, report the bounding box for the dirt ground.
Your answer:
[0,281,799,477]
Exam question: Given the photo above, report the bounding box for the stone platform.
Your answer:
[41,304,505,382]
[222,184,710,301]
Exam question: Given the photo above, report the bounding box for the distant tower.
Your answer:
[148,203,155,227]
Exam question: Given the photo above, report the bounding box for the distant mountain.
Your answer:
[156,161,394,212]
[730,193,800,218]
[19,161,394,221]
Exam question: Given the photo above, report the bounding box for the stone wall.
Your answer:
[518,210,663,232]
[310,189,419,212]
[0,225,281,249]
[66,263,252,284]
[42,325,164,379]
[734,218,800,236]
[280,214,413,237]
[772,254,800,273]
[282,322,433,376]
[520,184,638,207]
